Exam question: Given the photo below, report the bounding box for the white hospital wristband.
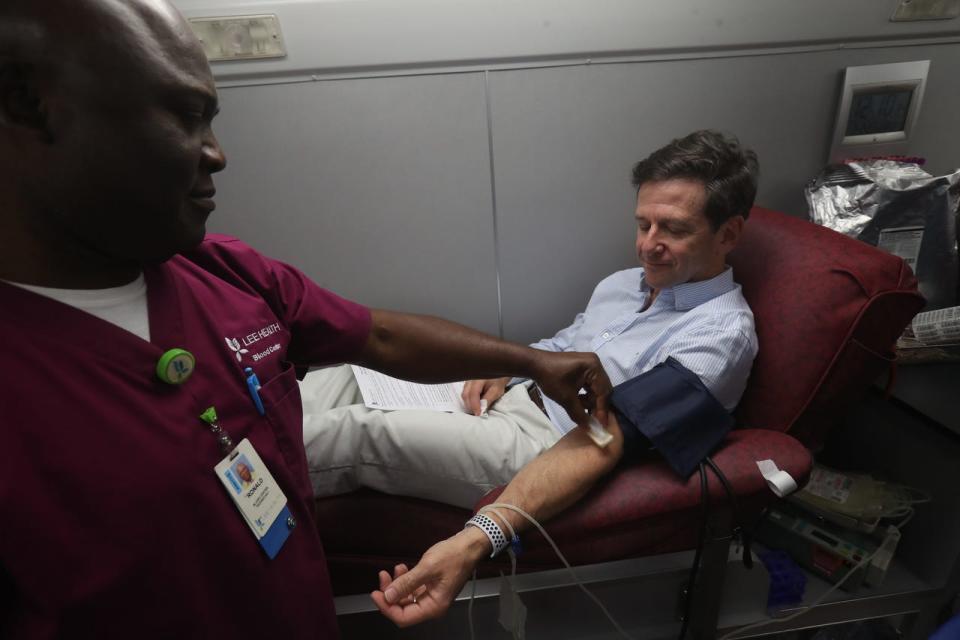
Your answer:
[465,513,509,558]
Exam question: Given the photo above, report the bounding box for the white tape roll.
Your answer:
[756,459,798,497]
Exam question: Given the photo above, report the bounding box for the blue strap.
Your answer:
[610,357,733,478]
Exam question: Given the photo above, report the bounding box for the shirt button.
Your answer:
[602,332,611,339]
[287,516,297,529]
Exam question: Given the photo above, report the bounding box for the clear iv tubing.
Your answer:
[487,507,530,640]
[467,568,478,640]
[865,483,930,520]
[472,502,640,640]
[884,486,931,518]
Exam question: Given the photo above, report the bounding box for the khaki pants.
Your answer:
[301,365,560,509]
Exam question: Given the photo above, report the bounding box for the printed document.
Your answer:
[350,366,468,413]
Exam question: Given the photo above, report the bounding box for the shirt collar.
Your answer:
[639,266,737,311]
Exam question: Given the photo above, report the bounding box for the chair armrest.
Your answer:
[473,429,812,567]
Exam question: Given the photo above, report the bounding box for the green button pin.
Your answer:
[199,406,218,425]
[156,348,196,385]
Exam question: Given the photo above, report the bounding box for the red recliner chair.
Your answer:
[316,207,923,636]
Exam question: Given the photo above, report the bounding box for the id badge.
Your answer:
[215,438,294,559]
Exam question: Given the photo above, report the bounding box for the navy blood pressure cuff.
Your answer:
[610,357,734,478]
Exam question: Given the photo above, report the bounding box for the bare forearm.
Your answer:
[484,421,625,538]
[372,419,625,624]
[355,309,542,383]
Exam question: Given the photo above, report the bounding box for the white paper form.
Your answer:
[350,366,468,413]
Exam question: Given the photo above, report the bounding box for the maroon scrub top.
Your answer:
[0,235,372,639]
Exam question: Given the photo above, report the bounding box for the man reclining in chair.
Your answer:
[301,129,760,623]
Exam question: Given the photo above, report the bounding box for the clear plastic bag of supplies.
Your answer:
[805,160,960,310]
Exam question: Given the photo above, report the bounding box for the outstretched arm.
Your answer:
[355,308,611,427]
[371,416,625,626]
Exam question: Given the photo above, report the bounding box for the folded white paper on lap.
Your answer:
[350,365,468,412]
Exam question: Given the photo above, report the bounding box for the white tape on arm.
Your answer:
[586,415,613,448]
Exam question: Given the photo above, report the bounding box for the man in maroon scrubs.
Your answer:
[0,1,610,637]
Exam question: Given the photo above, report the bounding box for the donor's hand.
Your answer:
[461,377,510,416]
[371,527,489,627]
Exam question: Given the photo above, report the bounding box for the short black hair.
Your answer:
[631,130,759,229]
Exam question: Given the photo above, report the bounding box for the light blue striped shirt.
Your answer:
[531,266,758,435]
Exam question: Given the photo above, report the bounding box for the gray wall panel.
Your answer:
[208,73,501,334]
[904,47,960,176]
[174,0,960,81]
[491,45,960,344]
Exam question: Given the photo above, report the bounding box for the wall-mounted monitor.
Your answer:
[828,60,929,162]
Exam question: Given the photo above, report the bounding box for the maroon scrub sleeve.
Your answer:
[189,234,373,366]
